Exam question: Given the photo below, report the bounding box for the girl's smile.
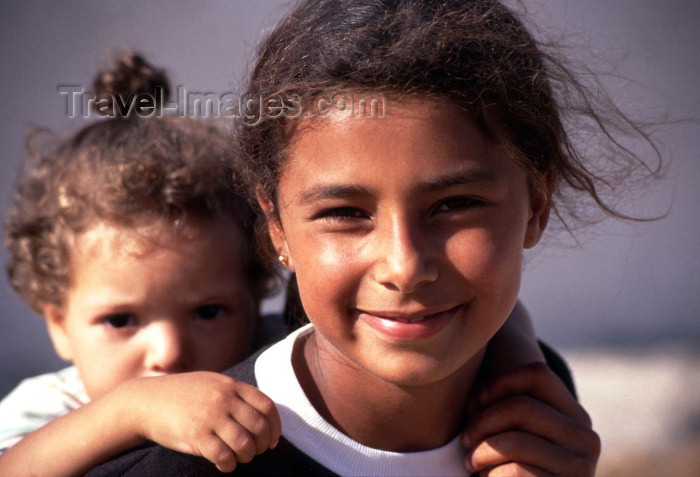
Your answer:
[354,304,465,341]
[265,98,549,391]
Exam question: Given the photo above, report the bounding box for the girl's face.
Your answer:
[45,219,256,399]
[265,99,549,387]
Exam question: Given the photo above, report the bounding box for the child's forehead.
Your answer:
[74,220,171,256]
[72,218,241,260]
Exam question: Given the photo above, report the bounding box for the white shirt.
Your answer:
[255,324,467,477]
[0,366,90,454]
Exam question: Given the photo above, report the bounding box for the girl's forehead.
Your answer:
[297,95,494,136]
[285,99,502,167]
[277,98,523,199]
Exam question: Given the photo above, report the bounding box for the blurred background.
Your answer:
[1,1,698,474]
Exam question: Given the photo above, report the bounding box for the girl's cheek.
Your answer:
[318,242,346,269]
[301,237,366,300]
[445,229,496,271]
[315,235,367,271]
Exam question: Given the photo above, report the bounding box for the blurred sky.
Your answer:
[1,0,699,396]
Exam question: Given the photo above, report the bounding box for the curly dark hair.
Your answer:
[237,0,662,267]
[5,53,271,313]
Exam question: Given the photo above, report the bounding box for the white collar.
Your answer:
[255,324,466,477]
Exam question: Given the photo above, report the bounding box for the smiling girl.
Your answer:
[87,0,661,474]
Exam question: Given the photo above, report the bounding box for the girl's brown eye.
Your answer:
[316,207,369,222]
[433,197,484,214]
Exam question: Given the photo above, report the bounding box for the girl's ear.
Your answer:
[43,305,73,362]
[524,172,555,249]
[256,189,295,272]
[524,205,549,249]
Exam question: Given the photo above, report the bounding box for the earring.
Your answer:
[278,255,288,267]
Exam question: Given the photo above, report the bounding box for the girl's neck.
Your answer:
[293,331,484,452]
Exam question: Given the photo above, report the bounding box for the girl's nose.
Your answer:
[144,321,191,374]
[371,217,438,294]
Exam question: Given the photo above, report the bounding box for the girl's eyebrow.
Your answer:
[419,170,498,193]
[298,185,371,203]
[298,171,498,203]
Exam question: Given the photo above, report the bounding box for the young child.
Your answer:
[84,0,665,474]
[0,53,282,476]
[1,51,555,477]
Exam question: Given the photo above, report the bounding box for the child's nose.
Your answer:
[371,217,438,294]
[145,322,191,374]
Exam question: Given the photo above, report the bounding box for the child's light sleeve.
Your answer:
[0,366,89,454]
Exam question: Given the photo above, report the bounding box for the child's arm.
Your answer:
[460,302,599,475]
[464,363,600,476]
[0,371,281,476]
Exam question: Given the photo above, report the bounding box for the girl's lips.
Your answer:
[358,304,464,341]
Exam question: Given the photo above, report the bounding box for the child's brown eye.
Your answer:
[103,314,136,328]
[195,305,226,321]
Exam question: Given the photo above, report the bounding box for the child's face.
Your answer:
[45,219,256,399]
[265,99,548,387]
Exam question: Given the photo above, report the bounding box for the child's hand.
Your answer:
[123,371,281,473]
[462,363,600,476]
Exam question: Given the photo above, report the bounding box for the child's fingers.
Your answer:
[465,430,592,476]
[227,397,276,456]
[464,394,599,460]
[477,363,591,426]
[235,382,282,449]
[214,419,258,464]
[197,433,239,473]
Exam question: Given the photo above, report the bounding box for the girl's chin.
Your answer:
[349,340,483,388]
